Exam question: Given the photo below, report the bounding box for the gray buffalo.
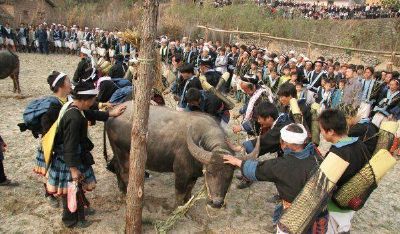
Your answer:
[0,49,20,93]
[106,103,259,208]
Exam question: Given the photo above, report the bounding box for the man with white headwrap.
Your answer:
[223,123,328,233]
[73,47,94,84]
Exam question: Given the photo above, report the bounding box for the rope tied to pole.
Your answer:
[137,57,155,65]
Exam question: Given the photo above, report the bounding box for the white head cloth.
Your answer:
[77,89,99,95]
[81,47,92,57]
[280,124,308,144]
[52,72,66,87]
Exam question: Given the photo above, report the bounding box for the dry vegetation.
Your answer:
[50,1,400,53]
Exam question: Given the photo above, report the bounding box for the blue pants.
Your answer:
[39,41,48,54]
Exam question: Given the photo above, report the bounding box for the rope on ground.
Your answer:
[154,186,207,234]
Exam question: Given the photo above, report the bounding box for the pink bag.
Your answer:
[67,181,78,212]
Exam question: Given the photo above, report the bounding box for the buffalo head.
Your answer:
[187,130,233,208]
[186,127,260,208]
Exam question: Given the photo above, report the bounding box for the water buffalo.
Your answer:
[106,103,259,208]
[0,49,20,93]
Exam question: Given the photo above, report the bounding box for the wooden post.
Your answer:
[387,62,393,73]
[307,42,312,59]
[125,0,159,233]
[205,27,209,41]
[229,33,232,44]
[258,33,261,46]
[391,51,396,65]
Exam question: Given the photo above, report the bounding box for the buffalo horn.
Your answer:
[215,72,230,91]
[238,136,260,160]
[124,66,133,80]
[187,127,212,164]
[199,75,235,110]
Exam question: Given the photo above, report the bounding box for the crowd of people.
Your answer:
[265,1,400,20]
[0,22,133,57]
[270,1,400,20]
[259,0,400,20]
[0,30,399,233]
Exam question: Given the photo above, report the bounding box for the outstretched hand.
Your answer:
[232,125,242,134]
[223,154,242,168]
[108,104,127,117]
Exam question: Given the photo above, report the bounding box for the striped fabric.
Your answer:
[33,146,46,176]
[46,154,96,196]
[310,213,329,234]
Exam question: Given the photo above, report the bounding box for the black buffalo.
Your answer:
[106,103,259,208]
[0,49,20,93]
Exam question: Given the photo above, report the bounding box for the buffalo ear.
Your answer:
[187,126,212,165]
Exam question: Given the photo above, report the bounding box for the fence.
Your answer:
[197,25,400,67]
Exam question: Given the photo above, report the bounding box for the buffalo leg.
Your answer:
[14,72,21,94]
[183,178,197,202]
[174,175,197,206]
[11,74,17,93]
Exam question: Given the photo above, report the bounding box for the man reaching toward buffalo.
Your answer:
[223,123,328,233]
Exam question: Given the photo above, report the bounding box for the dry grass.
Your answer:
[51,1,400,54]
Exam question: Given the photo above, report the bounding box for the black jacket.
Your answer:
[204,70,222,87]
[108,62,126,79]
[329,139,370,188]
[97,80,119,103]
[348,122,379,155]
[251,114,293,157]
[56,105,109,167]
[73,58,92,83]
[188,91,223,119]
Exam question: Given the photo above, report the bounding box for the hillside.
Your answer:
[52,1,400,53]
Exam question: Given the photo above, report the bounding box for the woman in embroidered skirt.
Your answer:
[34,71,72,206]
[46,81,126,228]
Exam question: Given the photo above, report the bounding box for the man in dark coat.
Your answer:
[175,64,203,109]
[185,87,229,124]
[199,58,221,87]
[36,24,48,54]
[73,48,93,84]
[108,54,126,79]
[277,83,312,131]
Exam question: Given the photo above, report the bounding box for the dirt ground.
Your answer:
[0,53,399,233]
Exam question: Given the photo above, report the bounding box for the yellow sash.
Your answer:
[42,101,73,168]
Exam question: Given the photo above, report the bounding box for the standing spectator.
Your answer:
[0,134,17,186]
[36,24,49,54]
[2,22,16,51]
[342,65,363,108]
[215,47,228,74]
[17,23,29,52]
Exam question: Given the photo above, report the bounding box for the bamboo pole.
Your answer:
[125,0,159,233]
